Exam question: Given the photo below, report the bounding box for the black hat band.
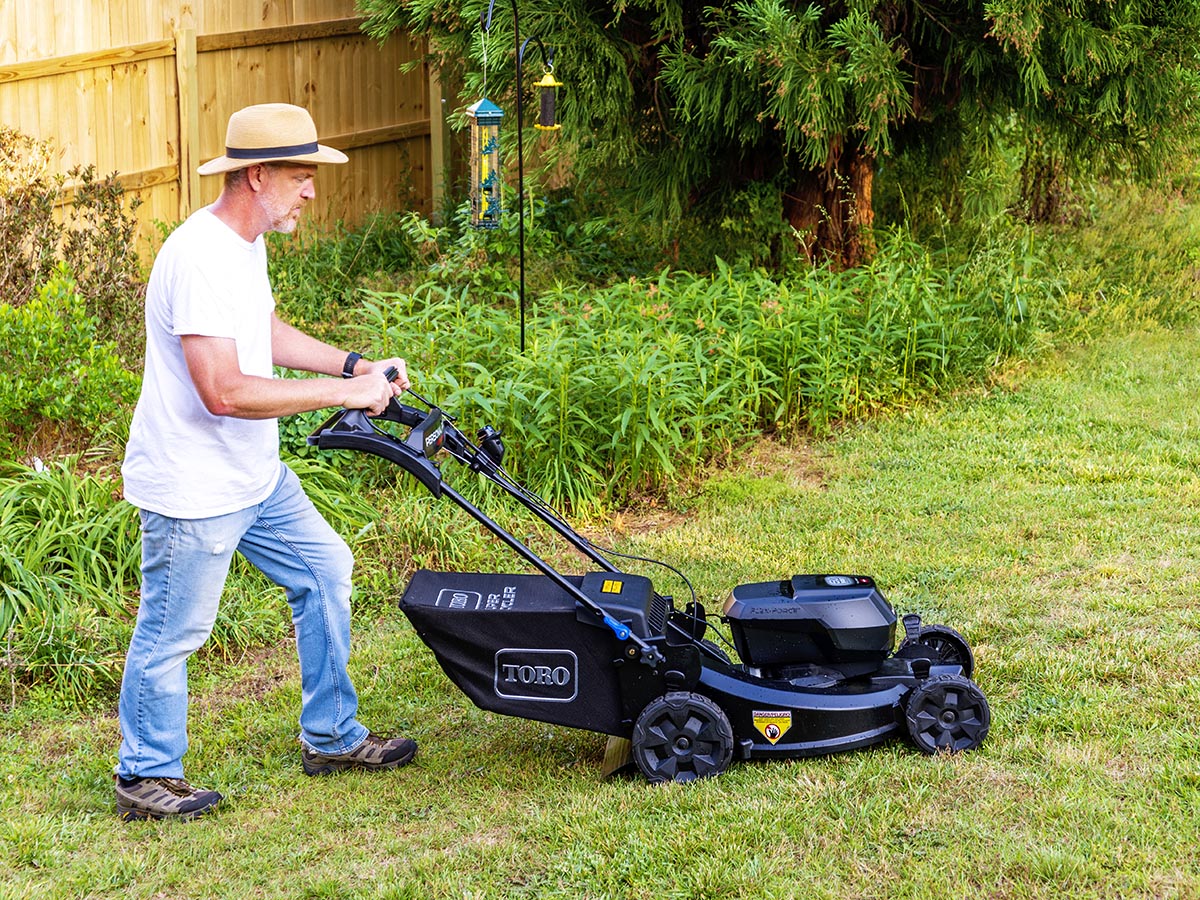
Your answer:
[225,141,319,160]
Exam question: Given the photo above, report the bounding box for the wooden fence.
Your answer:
[0,0,451,254]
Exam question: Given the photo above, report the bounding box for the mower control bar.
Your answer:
[307,403,445,496]
[437,479,661,662]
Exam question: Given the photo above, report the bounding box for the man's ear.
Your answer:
[246,164,267,192]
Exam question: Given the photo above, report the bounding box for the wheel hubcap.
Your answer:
[906,677,991,754]
[633,693,735,783]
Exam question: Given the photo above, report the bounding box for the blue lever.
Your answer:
[602,613,631,642]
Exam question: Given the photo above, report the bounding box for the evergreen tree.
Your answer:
[361,0,1200,266]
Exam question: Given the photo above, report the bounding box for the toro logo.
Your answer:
[494,649,578,703]
[424,422,444,455]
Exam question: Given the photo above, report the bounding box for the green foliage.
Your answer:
[353,225,1051,509]
[396,204,534,294]
[353,199,663,296]
[673,1,914,168]
[325,191,785,300]
[0,128,59,301]
[280,453,386,530]
[1040,180,1200,332]
[59,165,147,348]
[268,211,419,341]
[985,0,1200,218]
[0,456,139,704]
[0,265,139,451]
[0,452,389,706]
[0,126,145,351]
[877,117,1026,236]
[361,0,1200,254]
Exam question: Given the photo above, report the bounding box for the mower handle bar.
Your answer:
[305,393,666,665]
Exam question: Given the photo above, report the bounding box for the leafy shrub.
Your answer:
[0,128,60,303]
[381,194,667,300]
[59,164,146,350]
[389,202,560,294]
[0,265,139,453]
[0,127,145,354]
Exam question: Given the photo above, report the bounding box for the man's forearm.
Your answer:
[182,330,388,420]
[194,370,359,420]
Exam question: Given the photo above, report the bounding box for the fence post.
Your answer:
[174,25,200,221]
[428,61,450,224]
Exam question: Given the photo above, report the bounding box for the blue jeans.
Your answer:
[117,462,369,778]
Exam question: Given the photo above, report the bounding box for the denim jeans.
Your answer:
[117,462,369,778]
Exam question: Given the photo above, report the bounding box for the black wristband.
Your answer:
[341,352,363,379]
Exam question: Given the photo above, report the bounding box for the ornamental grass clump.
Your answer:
[0,453,382,705]
[0,457,139,704]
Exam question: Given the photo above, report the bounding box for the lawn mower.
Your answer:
[308,385,991,783]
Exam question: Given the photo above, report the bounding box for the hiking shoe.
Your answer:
[115,775,222,821]
[301,733,417,776]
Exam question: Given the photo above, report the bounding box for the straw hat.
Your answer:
[197,103,348,176]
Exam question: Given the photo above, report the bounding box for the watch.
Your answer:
[341,352,363,379]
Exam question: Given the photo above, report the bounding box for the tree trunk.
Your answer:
[1018,151,1074,224]
[784,143,876,269]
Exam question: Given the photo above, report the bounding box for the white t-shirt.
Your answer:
[122,207,280,518]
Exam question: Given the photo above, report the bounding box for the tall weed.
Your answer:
[269,211,418,341]
[0,457,139,703]
[1042,181,1200,334]
[353,228,1050,508]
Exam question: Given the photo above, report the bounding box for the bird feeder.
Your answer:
[533,69,562,131]
[467,98,505,229]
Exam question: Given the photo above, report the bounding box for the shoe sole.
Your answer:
[117,801,219,822]
[302,744,417,777]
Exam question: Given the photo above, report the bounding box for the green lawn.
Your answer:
[3,324,1199,899]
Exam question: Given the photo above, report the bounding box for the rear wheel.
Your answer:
[898,624,975,678]
[631,691,734,784]
[698,638,733,665]
[905,674,990,754]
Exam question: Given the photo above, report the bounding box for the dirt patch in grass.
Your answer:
[735,436,833,490]
[598,506,690,538]
[191,641,296,713]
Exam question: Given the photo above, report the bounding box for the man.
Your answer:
[116,103,415,822]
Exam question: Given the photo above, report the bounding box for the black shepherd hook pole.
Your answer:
[482,0,556,354]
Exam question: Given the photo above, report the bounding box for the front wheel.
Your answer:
[905,674,990,754]
[631,691,734,784]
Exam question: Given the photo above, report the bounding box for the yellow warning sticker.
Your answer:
[753,710,792,745]
[601,579,623,594]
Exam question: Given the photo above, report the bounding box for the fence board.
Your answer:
[0,3,16,65]
[2,0,447,259]
[175,27,200,220]
[0,41,175,84]
[198,18,364,52]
